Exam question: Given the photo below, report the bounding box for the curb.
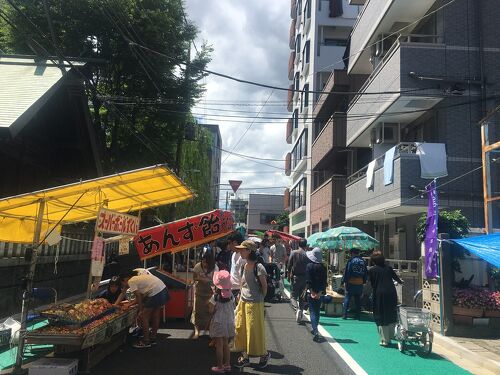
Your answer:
[433,334,500,374]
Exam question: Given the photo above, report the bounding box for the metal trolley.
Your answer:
[394,306,433,355]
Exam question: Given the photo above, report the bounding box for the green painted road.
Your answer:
[319,313,470,375]
[284,280,469,374]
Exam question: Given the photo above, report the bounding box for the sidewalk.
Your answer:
[433,334,500,375]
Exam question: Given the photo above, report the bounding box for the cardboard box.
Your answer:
[29,358,78,375]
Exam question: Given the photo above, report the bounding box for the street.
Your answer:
[91,299,354,375]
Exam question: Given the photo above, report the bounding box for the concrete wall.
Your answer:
[247,194,284,232]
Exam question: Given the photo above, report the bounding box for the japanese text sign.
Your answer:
[133,209,235,260]
[91,236,104,261]
[96,208,140,236]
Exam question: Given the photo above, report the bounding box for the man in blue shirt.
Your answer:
[341,248,367,319]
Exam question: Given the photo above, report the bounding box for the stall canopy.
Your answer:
[450,233,500,268]
[266,230,302,242]
[0,165,194,243]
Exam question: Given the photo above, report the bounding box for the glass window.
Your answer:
[305,0,311,20]
[292,129,308,169]
[260,213,277,225]
[301,83,309,112]
[294,72,300,92]
[293,109,299,129]
[295,34,302,55]
[291,178,307,211]
[303,40,310,64]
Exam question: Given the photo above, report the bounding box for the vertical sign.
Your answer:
[91,236,105,276]
[424,180,439,279]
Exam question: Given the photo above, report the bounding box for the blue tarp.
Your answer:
[450,233,500,268]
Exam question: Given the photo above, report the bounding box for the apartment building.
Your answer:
[246,194,284,233]
[338,0,500,260]
[285,0,359,237]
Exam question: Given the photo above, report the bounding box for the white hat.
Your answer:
[306,247,323,264]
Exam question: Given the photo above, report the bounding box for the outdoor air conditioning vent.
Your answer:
[405,99,435,108]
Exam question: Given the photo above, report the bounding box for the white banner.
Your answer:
[96,208,140,236]
[119,237,131,255]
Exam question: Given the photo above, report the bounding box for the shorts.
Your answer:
[144,288,169,309]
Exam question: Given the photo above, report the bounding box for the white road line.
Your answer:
[282,287,368,375]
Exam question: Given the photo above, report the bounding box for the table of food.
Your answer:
[26,299,137,372]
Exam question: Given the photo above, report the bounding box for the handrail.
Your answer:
[347,142,418,184]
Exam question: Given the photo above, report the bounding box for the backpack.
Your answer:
[349,257,367,278]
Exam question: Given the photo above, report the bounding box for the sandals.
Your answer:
[132,340,151,349]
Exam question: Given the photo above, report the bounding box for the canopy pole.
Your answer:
[14,199,45,375]
[173,252,176,276]
[186,248,190,282]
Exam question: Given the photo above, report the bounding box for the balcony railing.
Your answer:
[289,19,296,49]
[347,142,417,184]
[285,153,292,176]
[287,84,294,112]
[286,118,293,144]
[288,52,296,81]
[291,0,297,19]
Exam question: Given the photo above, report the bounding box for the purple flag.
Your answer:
[424,180,439,278]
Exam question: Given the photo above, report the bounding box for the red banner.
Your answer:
[133,209,235,260]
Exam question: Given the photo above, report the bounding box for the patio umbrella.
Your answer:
[318,226,379,252]
[306,232,323,248]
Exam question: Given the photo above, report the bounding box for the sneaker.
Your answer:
[132,341,151,349]
[223,365,231,372]
[313,334,322,342]
[311,329,318,336]
[258,351,271,369]
[296,309,303,323]
[235,356,250,368]
[211,366,225,373]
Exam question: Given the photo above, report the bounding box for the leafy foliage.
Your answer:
[274,210,289,231]
[0,0,212,173]
[416,209,470,242]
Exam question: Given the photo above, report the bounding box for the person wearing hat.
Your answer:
[233,240,271,369]
[341,248,368,320]
[305,247,327,341]
[208,270,236,373]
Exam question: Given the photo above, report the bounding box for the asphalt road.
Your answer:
[91,300,353,375]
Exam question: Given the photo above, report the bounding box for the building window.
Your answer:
[324,38,347,47]
[294,72,300,92]
[321,219,330,231]
[290,178,307,212]
[260,213,278,225]
[295,34,302,55]
[304,0,311,20]
[293,108,299,129]
[303,40,310,65]
[301,83,309,112]
[297,0,302,16]
[292,129,308,169]
[311,223,320,234]
[314,119,326,141]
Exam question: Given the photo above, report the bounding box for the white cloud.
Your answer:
[185,0,292,203]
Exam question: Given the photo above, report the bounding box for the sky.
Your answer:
[184,0,291,207]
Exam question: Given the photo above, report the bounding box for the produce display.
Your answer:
[453,287,500,311]
[42,299,114,325]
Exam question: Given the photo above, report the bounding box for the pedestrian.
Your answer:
[258,240,271,263]
[234,240,271,369]
[191,248,219,339]
[117,269,169,348]
[305,247,327,341]
[208,270,235,373]
[368,252,403,346]
[228,232,245,299]
[287,238,310,323]
[215,239,231,271]
[99,276,122,304]
[342,248,367,319]
[270,234,287,297]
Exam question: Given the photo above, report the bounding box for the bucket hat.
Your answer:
[306,247,323,264]
[213,270,232,298]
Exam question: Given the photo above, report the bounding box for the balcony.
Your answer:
[318,0,359,26]
[346,39,445,147]
[311,176,346,227]
[348,0,436,74]
[285,153,292,176]
[349,0,365,4]
[345,143,430,220]
[311,116,346,169]
[291,0,297,19]
[289,20,296,49]
[313,69,349,116]
[287,84,294,112]
[288,52,296,81]
[284,188,290,210]
[286,118,293,144]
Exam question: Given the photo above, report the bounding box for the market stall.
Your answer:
[0,164,194,373]
[26,299,138,372]
[133,209,235,320]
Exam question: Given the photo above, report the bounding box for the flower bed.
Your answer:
[452,288,500,316]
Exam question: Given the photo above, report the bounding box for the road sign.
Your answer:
[228,180,242,193]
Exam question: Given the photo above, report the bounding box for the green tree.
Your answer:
[275,210,289,231]
[0,0,212,172]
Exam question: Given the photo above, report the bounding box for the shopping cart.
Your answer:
[394,306,433,355]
